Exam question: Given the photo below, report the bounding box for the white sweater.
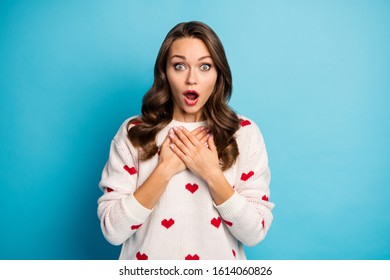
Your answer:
[97,116,274,260]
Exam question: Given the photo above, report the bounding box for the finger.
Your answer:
[195,129,209,143]
[176,126,200,147]
[163,131,172,145]
[199,133,210,145]
[160,132,171,150]
[172,126,193,147]
[191,126,206,137]
[192,127,209,141]
[170,143,187,162]
[170,129,191,155]
[208,134,217,152]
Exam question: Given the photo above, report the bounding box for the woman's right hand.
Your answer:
[157,126,209,179]
[134,126,210,210]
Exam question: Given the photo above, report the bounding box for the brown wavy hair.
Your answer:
[127,21,240,170]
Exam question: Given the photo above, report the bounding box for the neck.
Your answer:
[172,110,205,123]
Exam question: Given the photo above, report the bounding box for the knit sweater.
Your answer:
[97,116,274,260]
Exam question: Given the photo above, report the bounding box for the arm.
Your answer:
[97,137,151,246]
[169,126,234,205]
[215,123,274,246]
[134,126,210,209]
[169,122,274,246]
[97,123,209,245]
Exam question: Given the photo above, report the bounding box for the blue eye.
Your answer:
[200,64,211,71]
[174,63,186,70]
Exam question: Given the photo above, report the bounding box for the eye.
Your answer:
[174,63,186,71]
[200,63,211,71]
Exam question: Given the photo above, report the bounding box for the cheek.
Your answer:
[166,72,182,92]
[205,75,218,92]
[166,75,181,103]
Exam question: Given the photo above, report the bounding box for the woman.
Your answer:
[97,21,274,260]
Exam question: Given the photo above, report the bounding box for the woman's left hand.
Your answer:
[169,126,220,180]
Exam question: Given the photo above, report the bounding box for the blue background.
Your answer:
[1,0,389,260]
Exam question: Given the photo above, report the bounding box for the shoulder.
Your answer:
[235,114,264,142]
[235,115,269,162]
[112,115,140,146]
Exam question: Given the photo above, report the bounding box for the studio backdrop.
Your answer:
[1,0,389,259]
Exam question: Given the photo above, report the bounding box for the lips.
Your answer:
[183,90,199,106]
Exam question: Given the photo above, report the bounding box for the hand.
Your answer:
[158,126,209,179]
[169,126,220,181]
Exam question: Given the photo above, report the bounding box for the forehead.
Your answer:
[169,37,211,58]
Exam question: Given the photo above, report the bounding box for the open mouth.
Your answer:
[183,90,199,106]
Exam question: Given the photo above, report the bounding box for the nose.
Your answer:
[185,68,197,85]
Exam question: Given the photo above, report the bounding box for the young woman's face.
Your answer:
[166,37,218,122]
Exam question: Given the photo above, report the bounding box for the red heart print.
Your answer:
[240,119,251,127]
[262,220,265,228]
[232,249,236,258]
[211,217,222,228]
[240,171,254,181]
[136,251,148,260]
[106,187,113,193]
[131,224,142,230]
[124,165,137,175]
[161,218,175,229]
[132,121,141,126]
[185,183,198,194]
[185,254,200,260]
[223,219,233,227]
[262,195,269,201]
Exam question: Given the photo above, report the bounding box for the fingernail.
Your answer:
[173,126,178,131]
[199,126,204,130]
[179,126,183,130]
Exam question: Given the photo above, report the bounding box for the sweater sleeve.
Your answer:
[215,120,274,246]
[97,122,152,246]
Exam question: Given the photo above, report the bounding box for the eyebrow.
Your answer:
[170,55,212,61]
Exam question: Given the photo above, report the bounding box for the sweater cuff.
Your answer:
[214,191,246,217]
[122,193,153,223]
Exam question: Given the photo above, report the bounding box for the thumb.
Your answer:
[162,131,172,147]
[207,134,217,152]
